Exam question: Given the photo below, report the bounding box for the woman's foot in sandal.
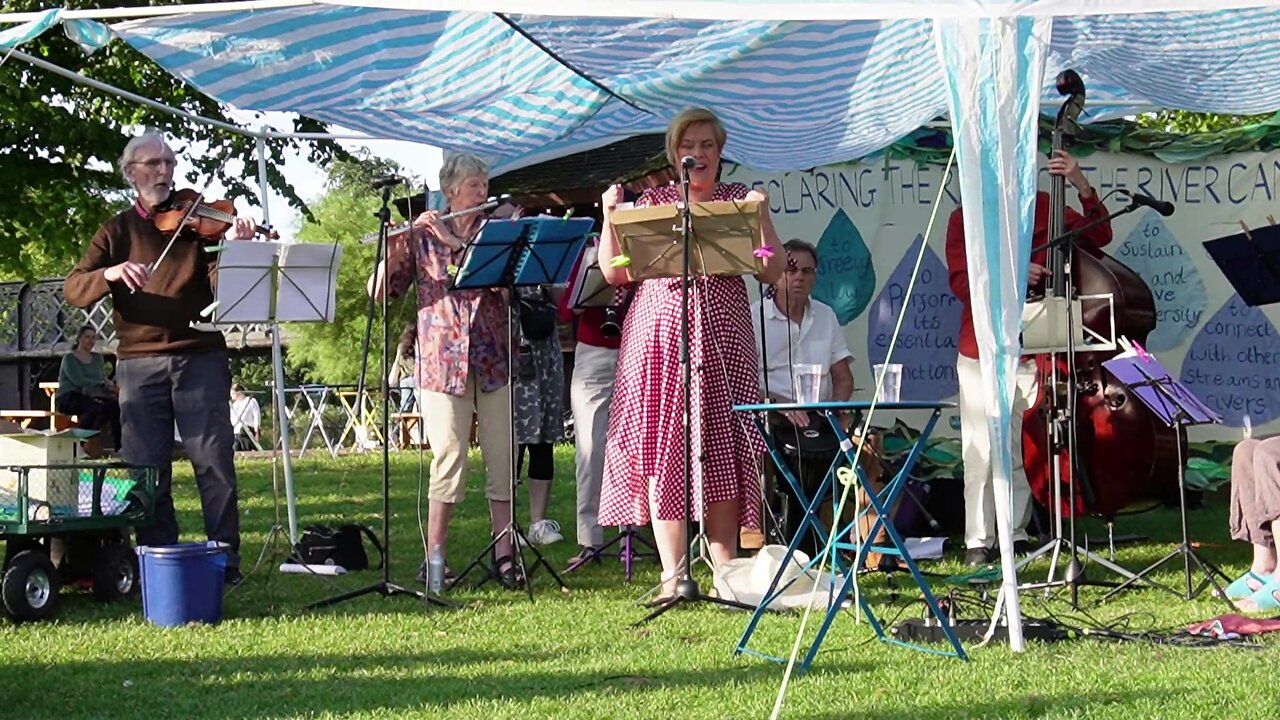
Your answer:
[1237,577,1280,613]
[1225,570,1271,600]
[493,555,525,590]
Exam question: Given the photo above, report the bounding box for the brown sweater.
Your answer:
[64,205,226,359]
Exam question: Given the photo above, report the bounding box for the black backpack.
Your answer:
[289,523,384,571]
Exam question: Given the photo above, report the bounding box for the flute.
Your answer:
[359,194,512,245]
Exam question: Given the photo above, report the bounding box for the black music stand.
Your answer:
[307,181,449,611]
[1101,347,1231,602]
[562,245,659,577]
[449,216,592,600]
[1203,222,1280,307]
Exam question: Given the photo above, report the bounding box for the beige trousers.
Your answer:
[417,375,512,504]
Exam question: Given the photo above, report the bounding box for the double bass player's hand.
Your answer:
[1028,262,1050,285]
[1047,149,1093,198]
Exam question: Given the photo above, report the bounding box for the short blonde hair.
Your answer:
[438,152,489,196]
[665,108,727,168]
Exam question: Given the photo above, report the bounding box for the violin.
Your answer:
[154,188,278,241]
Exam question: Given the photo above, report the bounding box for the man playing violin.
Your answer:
[946,148,1113,566]
[65,131,259,586]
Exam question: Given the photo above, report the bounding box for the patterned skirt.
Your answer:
[598,275,764,528]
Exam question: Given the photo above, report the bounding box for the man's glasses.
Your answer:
[785,266,817,276]
[130,158,177,169]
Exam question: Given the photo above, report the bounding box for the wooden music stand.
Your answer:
[610,199,765,281]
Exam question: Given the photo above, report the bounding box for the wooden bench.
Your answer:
[388,413,480,450]
[1,382,102,457]
[390,412,427,449]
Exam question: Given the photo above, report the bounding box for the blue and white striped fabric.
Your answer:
[103,6,1280,171]
[934,13,1049,650]
[0,8,109,54]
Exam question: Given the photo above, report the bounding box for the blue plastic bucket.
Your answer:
[136,541,228,627]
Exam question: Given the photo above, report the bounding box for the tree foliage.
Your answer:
[0,0,353,281]
[284,154,419,385]
[1134,110,1276,134]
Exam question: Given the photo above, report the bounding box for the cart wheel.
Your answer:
[93,542,139,603]
[2,550,61,622]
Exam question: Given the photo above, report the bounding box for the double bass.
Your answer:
[1021,70,1183,520]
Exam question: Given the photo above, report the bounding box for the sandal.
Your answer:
[564,545,600,573]
[1225,571,1270,600]
[492,555,525,590]
[1240,577,1280,612]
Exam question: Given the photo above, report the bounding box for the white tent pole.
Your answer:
[9,48,257,136]
[8,49,378,142]
[256,132,301,546]
[0,0,317,23]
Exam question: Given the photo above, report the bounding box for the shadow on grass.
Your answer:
[791,687,1191,720]
[0,651,871,720]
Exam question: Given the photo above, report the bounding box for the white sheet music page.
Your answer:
[214,241,279,324]
[277,243,343,323]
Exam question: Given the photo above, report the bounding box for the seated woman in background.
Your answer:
[56,325,120,450]
[1226,436,1280,611]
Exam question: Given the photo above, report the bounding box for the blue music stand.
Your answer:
[1101,349,1231,602]
[451,216,594,292]
[448,215,592,599]
[732,401,967,671]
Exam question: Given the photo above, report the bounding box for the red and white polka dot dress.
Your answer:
[598,182,764,529]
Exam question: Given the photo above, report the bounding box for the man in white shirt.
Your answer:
[750,240,883,556]
[750,240,855,417]
[229,384,261,452]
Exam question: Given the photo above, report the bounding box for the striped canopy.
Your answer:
[100,3,1280,173]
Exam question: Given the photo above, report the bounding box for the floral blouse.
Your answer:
[385,222,510,396]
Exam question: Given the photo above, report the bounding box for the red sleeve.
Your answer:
[1066,193,1112,250]
[945,208,969,302]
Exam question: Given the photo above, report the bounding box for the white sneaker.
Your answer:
[526,519,563,546]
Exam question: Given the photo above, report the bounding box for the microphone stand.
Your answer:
[308,180,450,610]
[635,162,757,625]
[1018,199,1151,607]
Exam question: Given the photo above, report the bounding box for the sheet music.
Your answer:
[213,242,278,324]
[568,246,612,308]
[211,241,342,324]
[278,243,343,322]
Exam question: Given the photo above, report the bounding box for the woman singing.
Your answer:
[596,108,785,601]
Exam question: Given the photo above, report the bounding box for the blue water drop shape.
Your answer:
[812,209,875,324]
[1112,210,1208,352]
[1180,293,1280,427]
[865,234,962,400]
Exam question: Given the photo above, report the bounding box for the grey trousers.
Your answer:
[570,343,617,547]
[118,350,240,567]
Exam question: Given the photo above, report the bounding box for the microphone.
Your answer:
[680,155,697,170]
[1123,191,1174,217]
[370,174,405,190]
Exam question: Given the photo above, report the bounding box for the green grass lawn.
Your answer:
[2,445,1277,720]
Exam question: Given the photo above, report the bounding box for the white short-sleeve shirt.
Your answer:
[230,395,261,434]
[750,297,853,402]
